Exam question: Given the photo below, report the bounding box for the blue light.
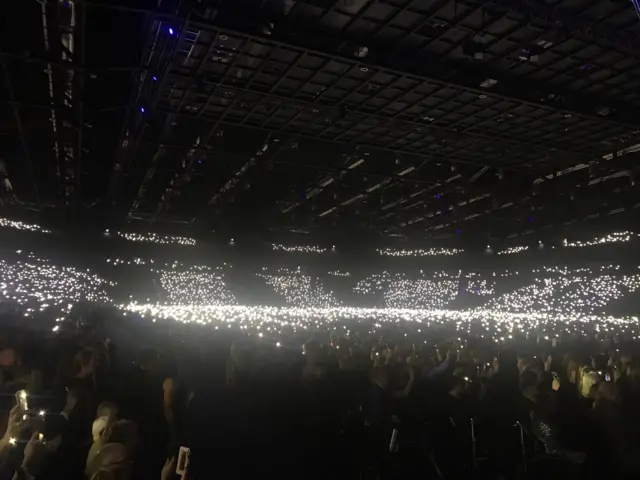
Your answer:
[140,107,145,113]
[457,229,461,235]
[152,76,158,81]
[198,160,202,164]
[169,28,174,35]
[436,194,441,199]
[529,216,534,222]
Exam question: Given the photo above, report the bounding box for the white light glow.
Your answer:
[497,245,529,255]
[0,217,51,233]
[272,244,327,254]
[115,231,196,246]
[564,231,637,248]
[377,247,463,257]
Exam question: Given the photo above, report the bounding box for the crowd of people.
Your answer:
[0,309,638,480]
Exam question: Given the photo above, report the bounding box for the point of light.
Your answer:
[152,76,158,81]
[169,28,174,35]
[140,107,145,113]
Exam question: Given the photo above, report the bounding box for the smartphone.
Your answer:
[16,390,28,411]
[605,372,612,382]
[551,371,559,380]
[176,446,191,476]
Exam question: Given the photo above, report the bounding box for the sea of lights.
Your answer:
[159,267,236,306]
[272,244,328,254]
[354,271,496,308]
[1,252,640,342]
[107,257,154,266]
[120,304,640,343]
[497,245,529,255]
[115,231,196,246]
[328,270,351,277]
[0,252,112,314]
[377,247,463,257]
[0,217,51,233]
[563,231,637,248]
[258,271,340,308]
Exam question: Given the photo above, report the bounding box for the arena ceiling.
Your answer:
[1,0,639,245]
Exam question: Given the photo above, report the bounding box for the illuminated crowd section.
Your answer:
[563,231,638,248]
[258,268,340,308]
[1,217,637,255]
[119,305,640,344]
[158,264,237,306]
[497,245,529,255]
[108,230,197,246]
[377,247,463,256]
[0,246,639,341]
[271,243,328,254]
[0,217,51,234]
[0,252,113,315]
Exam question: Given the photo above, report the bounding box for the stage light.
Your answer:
[169,28,174,35]
[152,76,158,81]
[140,107,145,113]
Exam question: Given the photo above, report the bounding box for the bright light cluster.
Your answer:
[3,249,640,346]
[377,247,463,256]
[484,266,640,316]
[107,257,154,266]
[120,304,640,344]
[115,232,196,246]
[0,252,112,314]
[384,279,459,308]
[466,279,495,296]
[497,245,529,255]
[159,267,236,306]
[563,232,637,248]
[354,271,499,306]
[258,272,340,308]
[328,270,351,277]
[0,217,51,233]
[272,244,328,254]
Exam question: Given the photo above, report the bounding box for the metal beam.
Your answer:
[166,72,590,160]
[75,3,87,203]
[0,57,41,207]
[83,2,640,131]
